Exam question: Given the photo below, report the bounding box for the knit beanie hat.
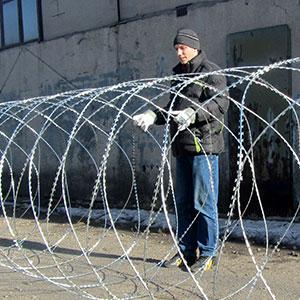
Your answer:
[173,29,200,50]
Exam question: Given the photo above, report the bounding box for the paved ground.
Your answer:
[0,216,299,300]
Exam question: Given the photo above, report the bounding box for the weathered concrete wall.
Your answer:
[0,0,299,212]
[41,0,118,40]
[292,81,300,207]
[2,0,300,99]
[0,27,118,100]
[118,0,201,19]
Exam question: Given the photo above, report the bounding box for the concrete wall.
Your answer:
[0,0,299,213]
[2,0,300,99]
[118,0,201,20]
[42,0,118,40]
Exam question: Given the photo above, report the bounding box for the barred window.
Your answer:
[1,0,43,48]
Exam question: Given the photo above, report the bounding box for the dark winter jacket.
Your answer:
[155,50,229,156]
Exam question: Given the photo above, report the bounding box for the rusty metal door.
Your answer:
[227,25,293,216]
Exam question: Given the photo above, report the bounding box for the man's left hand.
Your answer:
[174,107,196,131]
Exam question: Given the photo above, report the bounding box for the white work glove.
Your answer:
[174,107,196,131]
[133,109,157,132]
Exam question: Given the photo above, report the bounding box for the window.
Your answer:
[0,0,43,48]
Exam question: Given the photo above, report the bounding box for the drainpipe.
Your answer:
[117,0,121,23]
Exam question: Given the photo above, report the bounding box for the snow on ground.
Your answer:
[56,207,300,249]
[3,201,299,248]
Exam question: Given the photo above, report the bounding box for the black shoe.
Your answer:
[163,253,196,268]
[190,256,215,273]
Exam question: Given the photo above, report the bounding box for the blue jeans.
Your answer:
[175,155,219,257]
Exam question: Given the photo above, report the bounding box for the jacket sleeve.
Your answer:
[153,101,171,125]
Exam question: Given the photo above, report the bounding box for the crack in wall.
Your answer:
[271,0,290,17]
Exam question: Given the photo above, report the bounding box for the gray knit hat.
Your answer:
[173,28,200,50]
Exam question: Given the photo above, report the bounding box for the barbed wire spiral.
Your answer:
[0,57,299,299]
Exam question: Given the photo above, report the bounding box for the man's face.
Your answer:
[175,44,198,64]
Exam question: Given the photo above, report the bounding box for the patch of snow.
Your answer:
[2,202,299,248]
[56,207,300,248]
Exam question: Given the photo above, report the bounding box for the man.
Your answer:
[133,29,229,272]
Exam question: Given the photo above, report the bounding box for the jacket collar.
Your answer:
[173,50,207,74]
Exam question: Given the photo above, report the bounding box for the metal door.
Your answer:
[226,25,292,216]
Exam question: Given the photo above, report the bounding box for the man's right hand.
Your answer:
[133,110,157,132]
